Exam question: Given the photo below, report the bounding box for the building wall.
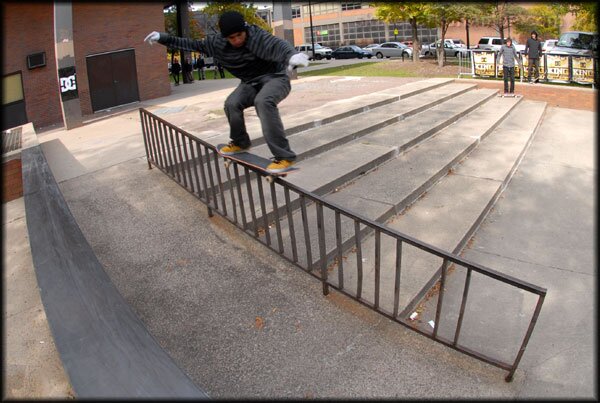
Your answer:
[72,3,170,116]
[291,5,435,47]
[2,158,23,203]
[2,3,170,130]
[2,3,62,130]
[290,3,578,49]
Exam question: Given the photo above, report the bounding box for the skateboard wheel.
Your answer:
[266,176,275,183]
[224,160,231,168]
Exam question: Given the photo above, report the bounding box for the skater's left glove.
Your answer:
[288,53,309,72]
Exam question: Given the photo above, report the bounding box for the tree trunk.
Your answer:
[438,21,446,68]
[411,18,419,62]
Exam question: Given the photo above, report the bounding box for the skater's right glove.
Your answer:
[288,53,309,72]
[144,31,160,45]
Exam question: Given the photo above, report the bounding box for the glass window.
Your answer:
[291,6,301,19]
[341,2,362,11]
[2,73,24,105]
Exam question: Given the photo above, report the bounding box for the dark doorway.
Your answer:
[86,49,140,112]
[2,72,28,131]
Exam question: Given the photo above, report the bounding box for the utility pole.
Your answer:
[308,0,316,60]
[176,0,191,83]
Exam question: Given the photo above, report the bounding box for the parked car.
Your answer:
[294,43,333,60]
[477,37,525,53]
[361,43,380,54]
[419,39,468,58]
[542,39,558,52]
[331,45,373,59]
[447,38,466,48]
[371,42,412,59]
[549,31,598,56]
[401,40,413,48]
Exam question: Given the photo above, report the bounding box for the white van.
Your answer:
[294,43,332,60]
[477,37,525,52]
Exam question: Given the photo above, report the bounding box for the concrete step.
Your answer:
[209,87,501,237]
[328,100,547,319]
[204,78,455,148]
[249,82,479,163]
[269,94,522,272]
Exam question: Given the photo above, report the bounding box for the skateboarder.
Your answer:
[498,37,521,96]
[144,11,309,173]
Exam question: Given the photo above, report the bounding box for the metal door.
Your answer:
[87,49,140,112]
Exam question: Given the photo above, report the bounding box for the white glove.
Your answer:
[288,53,309,71]
[144,31,160,45]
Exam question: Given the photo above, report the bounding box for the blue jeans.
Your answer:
[224,74,296,161]
[503,66,515,93]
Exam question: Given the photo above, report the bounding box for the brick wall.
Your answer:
[2,159,23,203]
[2,3,63,130]
[72,3,170,116]
[2,3,170,129]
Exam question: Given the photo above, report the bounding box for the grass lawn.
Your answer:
[298,60,459,78]
[298,61,419,78]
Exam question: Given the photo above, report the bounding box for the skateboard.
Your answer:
[216,144,299,183]
[497,93,522,98]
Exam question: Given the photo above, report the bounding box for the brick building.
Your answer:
[2,2,171,132]
[281,2,575,49]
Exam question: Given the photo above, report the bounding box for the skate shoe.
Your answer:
[266,158,294,173]
[219,142,250,155]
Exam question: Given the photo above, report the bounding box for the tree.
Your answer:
[459,3,485,49]
[512,4,566,40]
[479,1,527,40]
[164,3,204,64]
[202,2,271,33]
[428,4,467,66]
[371,2,433,62]
[568,2,597,32]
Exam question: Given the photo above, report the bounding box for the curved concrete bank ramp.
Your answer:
[21,142,208,399]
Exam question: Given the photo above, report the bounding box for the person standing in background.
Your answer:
[498,37,521,96]
[525,31,543,84]
[170,57,181,85]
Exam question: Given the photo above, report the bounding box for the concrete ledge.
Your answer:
[22,144,208,398]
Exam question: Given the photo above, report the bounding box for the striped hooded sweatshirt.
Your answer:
[158,25,298,84]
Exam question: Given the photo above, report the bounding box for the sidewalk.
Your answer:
[3,75,596,398]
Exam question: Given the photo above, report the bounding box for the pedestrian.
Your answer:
[171,57,181,85]
[214,58,225,79]
[144,11,309,173]
[183,57,194,82]
[498,37,521,96]
[197,54,206,80]
[212,59,219,79]
[524,30,543,84]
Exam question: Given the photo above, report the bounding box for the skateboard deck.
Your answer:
[497,93,522,98]
[216,144,299,181]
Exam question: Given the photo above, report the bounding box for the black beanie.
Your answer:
[219,11,246,37]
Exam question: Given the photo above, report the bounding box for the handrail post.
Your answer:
[316,202,329,295]
[505,293,546,382]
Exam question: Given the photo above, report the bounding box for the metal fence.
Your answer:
[140,108,546,382]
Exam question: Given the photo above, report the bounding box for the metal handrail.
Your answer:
[139,108,546,382]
